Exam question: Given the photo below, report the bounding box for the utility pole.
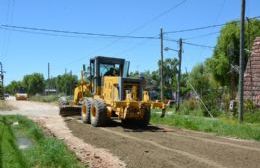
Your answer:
[0,62,5,100]
[47,62,50,95]
[177,38,182,110]
[70,70,72,96]
[160,28,164,103]
[239,0,246,123]
[160,28,165,118]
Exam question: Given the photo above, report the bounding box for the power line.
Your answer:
[0,24,216,52]
[127,0,188,35]
[165,38,215,49]
[1,0,15,62]
[195,0,226,60]
[0,26,99,39]
[165,23,225,34]
[183,31,220,40]
[183,41,215,49]
[0,24,159,40]
[62,0,188,67]
[164,15,260,34]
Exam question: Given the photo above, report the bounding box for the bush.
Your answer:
[29,95,59,103]
[244,99,256,113]
[244,110,260,124]
[177,99,204,116]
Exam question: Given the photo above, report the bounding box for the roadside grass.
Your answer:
[151,112,260,141]
[244,111,260,124]
[29,95,59,103]
[0,100,14,111]
[0,115,84,168]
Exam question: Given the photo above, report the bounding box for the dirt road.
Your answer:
[1,99,260,168]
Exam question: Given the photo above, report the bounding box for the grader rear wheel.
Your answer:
[141,107,151,127]
[90,99,108,127]
[81,98,92,124]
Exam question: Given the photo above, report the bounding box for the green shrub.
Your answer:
[244,110,260,124]
[244,99,256,113]
[177,99,204,116]
[29,95,59,103]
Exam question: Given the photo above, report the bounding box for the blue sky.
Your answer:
[0,0,259,85]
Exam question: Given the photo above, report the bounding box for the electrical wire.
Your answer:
[127,0,188,35]
[61,0,188,67]
[183,31,220,40]
[164,15,260,34]
[183,41,215,49]
[0,24,159,40]
[165,38,214,49]
[1,0,15,62]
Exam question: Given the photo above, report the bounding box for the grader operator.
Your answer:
[59,56,166,127]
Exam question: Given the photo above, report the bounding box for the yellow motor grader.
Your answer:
[15,88,28,101]
[59,56,166,127]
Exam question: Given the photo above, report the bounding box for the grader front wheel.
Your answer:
[81,98,92,124]
[90,99,108,127]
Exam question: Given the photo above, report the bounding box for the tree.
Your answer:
[22,73,45,95]
[56,74,78,95]
[5,81,23,95]
[158,58,179,99]
[206,19,260,97]
[189,63,210,96]
[129,58,179,100]
[129,71,139,78]
[45,77,57,89]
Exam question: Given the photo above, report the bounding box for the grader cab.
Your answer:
[60,56,166,127]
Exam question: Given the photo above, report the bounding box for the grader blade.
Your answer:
[59,105,81,117]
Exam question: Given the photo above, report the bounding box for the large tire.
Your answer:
[81,98,92,124]
[137,108,151,127]
[90,99,108,127]
[139,107,151,127]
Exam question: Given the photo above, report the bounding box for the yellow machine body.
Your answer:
[60,56,166,127]
[15,88,28,101]
[101,76,165,120]
[15,93,28,101]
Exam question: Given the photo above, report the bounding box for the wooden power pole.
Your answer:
[177,38,183,110]
[239,0,246,123]
[160,28,164,102]
[47,62,50,95]
[0,62,4,100]
[160,28,166,118]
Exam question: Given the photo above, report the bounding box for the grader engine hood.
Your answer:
[102,76,166,120]
[102,76,144,103]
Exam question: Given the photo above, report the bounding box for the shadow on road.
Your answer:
[107,120,174,133]
[68,116,174,133]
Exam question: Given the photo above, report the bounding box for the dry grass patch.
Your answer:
[0,100,14,111]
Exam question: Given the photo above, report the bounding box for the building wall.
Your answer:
[244,37,260,106]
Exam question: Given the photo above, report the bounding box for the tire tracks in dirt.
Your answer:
[67,118,260,168]
[100,127,225,168]
[167,131,260,152]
